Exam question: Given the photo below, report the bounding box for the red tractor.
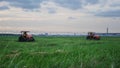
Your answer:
[86,32,100,40]
[18,31,35,42]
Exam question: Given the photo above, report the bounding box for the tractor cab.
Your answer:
[18,31,35,42]
[86,32,100,40]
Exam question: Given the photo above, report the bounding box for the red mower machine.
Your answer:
[18,31,35,42]
[86,32,100,40]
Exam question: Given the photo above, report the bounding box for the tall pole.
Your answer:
[107,27,108,34]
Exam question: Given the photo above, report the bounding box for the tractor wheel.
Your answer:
[18,36,27,42]
[86,36,91,40]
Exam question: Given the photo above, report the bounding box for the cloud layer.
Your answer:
[0,0,120,33]
[0,0,120,17]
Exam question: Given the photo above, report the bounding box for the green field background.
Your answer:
[0,36,120,68]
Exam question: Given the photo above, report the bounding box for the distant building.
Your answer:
[96,33,120,36]
[45,33,48,36]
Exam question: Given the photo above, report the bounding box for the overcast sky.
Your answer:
[0,0,120,33]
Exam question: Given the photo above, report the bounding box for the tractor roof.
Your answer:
[20,31,30,33]
[88,32,95,33]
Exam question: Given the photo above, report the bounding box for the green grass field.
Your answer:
[0,36,120,68]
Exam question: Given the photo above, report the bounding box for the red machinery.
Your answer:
[18,31,35,42]
[86,32,100,40]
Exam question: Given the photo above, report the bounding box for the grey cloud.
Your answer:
[0,0,46,10]
[0,0,82,10]
[0,0,120,17]
[110,3,120,7]
[47,8,56,14]
[85,0,99,4]
[68,17,77,20]
[0,0,103,10]
[53,0,82,10]
[52,0,100,10]
[95,10,120,17]
[0,6,9,10]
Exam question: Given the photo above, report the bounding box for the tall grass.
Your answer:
[0,36,120,68]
